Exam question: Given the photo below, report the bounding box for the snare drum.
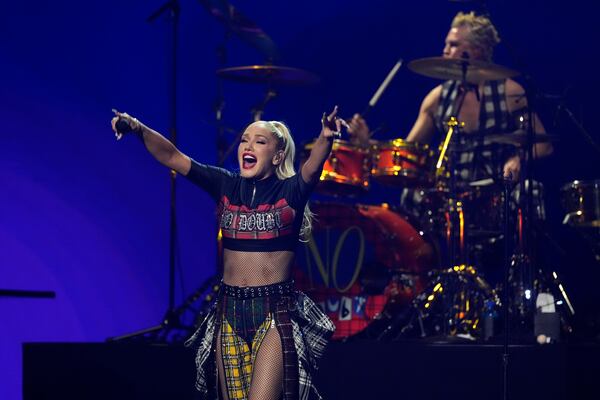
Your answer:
[303,139,370,196]
[371,139,435,187]
[561,180,600,227]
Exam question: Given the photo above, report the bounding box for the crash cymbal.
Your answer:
[198,0,278,59]
[216,65,319,85]
[485,130,559,146]
[408,57,519,84]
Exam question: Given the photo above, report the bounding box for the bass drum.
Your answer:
[294,202,438,340]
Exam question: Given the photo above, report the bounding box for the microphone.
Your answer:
[115,118,134,134]
[112,109,141,139]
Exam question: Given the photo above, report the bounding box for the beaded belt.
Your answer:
[222,280,295,299]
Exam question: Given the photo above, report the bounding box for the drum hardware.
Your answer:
[561,180,600,228]
[436,116,463,172]
[560,179,600,260]
[390,120,501,341]
[437,86,473,267]
[391,264,500,341]
[397,58,510,342]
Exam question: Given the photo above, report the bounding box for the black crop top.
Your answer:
[184,159,316,252]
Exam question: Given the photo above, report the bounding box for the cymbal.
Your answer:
[198,0,278,60]
[485,130,559,146]
[408,57,519,84]
[216,65,320,86]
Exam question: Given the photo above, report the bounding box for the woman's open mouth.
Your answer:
[242,153,257,170]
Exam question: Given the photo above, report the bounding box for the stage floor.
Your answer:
[23,340,599,399]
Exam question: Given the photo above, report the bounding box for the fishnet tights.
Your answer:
[216,322,284,400]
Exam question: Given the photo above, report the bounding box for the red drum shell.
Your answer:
[302,139,371,197]
[371,139,435,187]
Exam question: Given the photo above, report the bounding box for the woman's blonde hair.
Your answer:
[451,11,501,62]
[258,120,314,241]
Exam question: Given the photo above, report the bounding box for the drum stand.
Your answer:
[505,104,575,341]
[389,70,503,341]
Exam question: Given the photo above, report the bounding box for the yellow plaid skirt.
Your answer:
[220,311,273,399]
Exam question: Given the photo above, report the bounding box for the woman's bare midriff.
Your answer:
[222,249,295,287]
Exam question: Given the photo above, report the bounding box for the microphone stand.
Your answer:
[108,0,181,342]
[502,173,513,400]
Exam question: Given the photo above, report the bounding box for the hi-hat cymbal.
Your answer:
[408,57,519,84]
[216,65,320,85]
[485,130,559,146]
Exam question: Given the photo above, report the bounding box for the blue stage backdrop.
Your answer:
[2,1,599,399]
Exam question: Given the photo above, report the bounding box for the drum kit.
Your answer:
[211,38,593,342]
[213,56,585,343]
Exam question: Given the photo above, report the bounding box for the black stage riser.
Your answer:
[23,341,599,400]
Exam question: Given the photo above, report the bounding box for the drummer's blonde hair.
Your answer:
[262,120,314,241]
[452,11,500,62]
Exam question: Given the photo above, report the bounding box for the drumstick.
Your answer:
[361,58,403,118]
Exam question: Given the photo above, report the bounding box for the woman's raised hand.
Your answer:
[320,106,345,139]
[110,109,142,140]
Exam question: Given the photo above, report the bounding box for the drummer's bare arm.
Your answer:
[506,79,553,158]
[111,112,191,175]
[301,107,340,184]
[406,86,441,143]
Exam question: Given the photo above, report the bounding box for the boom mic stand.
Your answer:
[108,0,181,342]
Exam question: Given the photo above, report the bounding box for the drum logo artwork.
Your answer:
[295,203,435,339]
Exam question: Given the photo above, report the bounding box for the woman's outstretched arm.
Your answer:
[111,110,191,175]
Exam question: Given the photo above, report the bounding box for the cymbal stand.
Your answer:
[216,86,278,167]
[437,116,464,267]
[508,74,540,330]
[436,57,471,267]
[251,86,277,121]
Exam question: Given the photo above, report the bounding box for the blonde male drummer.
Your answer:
[348,11,553,181]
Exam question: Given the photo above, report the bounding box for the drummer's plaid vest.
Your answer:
[434,79,511,181]
[434,79,510,134]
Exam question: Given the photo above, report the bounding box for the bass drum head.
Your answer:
[294,202,437,340]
